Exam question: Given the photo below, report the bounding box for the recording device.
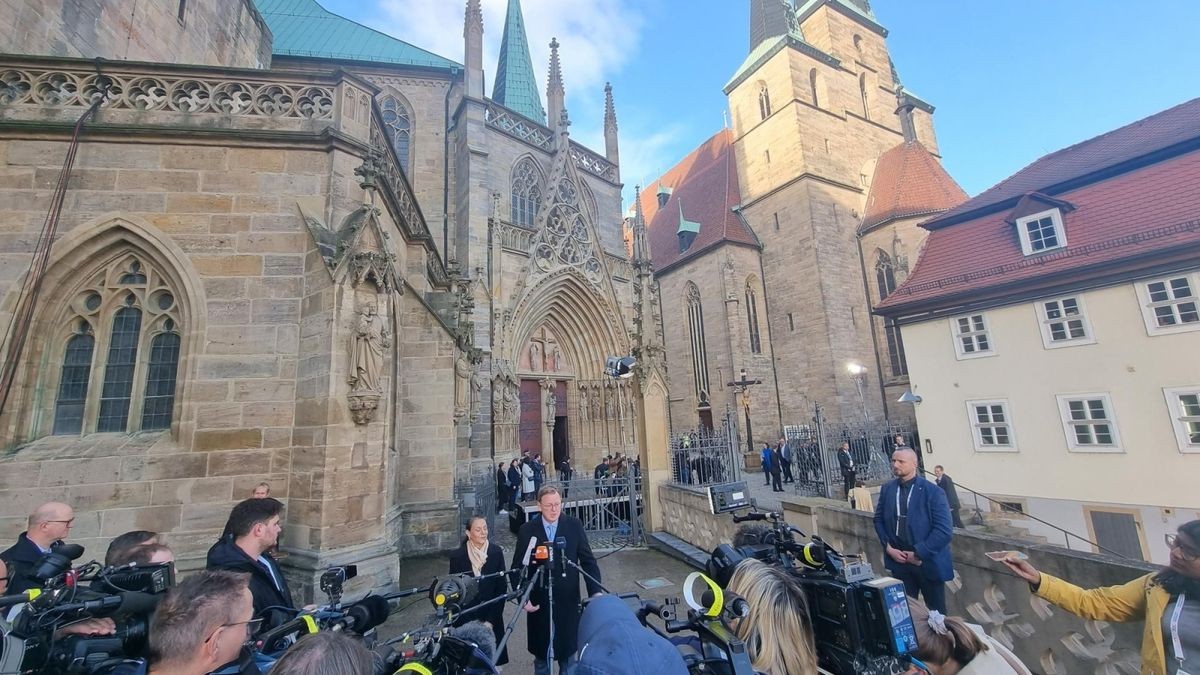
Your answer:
[320,564,358,605]
[0,548,174,675]
[704,482,919,675]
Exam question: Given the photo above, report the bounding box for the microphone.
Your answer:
[731,512,767,524]
[0,589,41,609]
[254,614,320,655]
[555,536,567,578]
[447,620,497,664]
[331,594,391,634]
[33,543,85,581]
[431,577,478,615]
[521,536,538,566]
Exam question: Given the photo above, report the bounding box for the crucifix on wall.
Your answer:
[528,326,558,372]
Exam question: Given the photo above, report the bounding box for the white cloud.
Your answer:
[373,0,643,122]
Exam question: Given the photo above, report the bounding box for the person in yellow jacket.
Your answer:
[1000,520,1200,675]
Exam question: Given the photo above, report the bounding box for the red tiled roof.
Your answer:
[640,129,757,272]
[928,97,1200,229]
[876,148,1200,314]
[860,140,967,232]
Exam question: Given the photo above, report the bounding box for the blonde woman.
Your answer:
[725,559,818,675]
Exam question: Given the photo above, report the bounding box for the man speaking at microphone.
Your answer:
[512,484,601,675]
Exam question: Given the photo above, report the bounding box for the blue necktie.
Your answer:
[545,523,556,543]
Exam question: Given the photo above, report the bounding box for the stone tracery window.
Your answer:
[685,282,711,403]
[50,255,183,435]
[510,157,544,227]
[380,95,412,172]
[875,252,907,377]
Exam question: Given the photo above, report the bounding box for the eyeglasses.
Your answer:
[1166,533,1199,562]
[207,617,264,643]
[46,519,75,525]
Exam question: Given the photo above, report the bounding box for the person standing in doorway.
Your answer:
[873,448,954,613]
[933,465,965,529]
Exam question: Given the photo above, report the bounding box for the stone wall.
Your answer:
[659,483,738,556]
[0,0,272,69]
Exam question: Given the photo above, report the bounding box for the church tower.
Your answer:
[492,0,546,123]
[720,0,951,425]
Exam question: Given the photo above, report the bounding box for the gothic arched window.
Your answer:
[875,252,907,377]
[758,84,772,121]
[685,283,711,402]
[50,255,183,435]
[510,158,544,227]
[809,69,823,109]
[859,73,871,120]
[380,95,413,172]
[745,278,762,354]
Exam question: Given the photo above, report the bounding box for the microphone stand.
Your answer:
[559,557,608,596]
[545,546,556,670]
[494,566,543,660]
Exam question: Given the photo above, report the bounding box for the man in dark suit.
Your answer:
[873,448,954,612]
[837,441,856,499]
[934,465,965,528]
[1,501,75,594]
[511,485,602,675]
[206,498,295,629]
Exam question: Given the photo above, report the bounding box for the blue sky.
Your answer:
[322,0,1200,203]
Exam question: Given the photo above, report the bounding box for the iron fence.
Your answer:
[668,412,740,488]
[784,405,918,500]
[455,467,499,533]
[509,475,643,547]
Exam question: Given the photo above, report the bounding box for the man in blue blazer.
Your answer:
[873,448,954,612]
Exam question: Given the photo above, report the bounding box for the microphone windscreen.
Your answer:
[731,524,773,547]
[113,591,160,616]
[555,536,566,549]
[348,594,391,632]
[449,620,496,663]
[55,544,85,560]
[521,536,537,565]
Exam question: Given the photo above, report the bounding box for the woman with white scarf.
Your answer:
[448,515,509,666]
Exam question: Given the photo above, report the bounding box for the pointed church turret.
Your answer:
[631,185,650,268]
[546,38,565,133]
[676,199,700,253]
[749,0,794,51]
[492,0,545,123]
[604,82,620,175]
[464,0,484,99]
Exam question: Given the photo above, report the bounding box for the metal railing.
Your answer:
[506,475,644,546]
[669,413,740,488]
[931,470,1132,560]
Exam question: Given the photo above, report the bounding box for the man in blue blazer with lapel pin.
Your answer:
[873,447,954,612]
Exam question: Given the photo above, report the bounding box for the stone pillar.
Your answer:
[636,372,671,532]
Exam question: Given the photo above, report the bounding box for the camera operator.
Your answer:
[512,485,602,675]
[103,570,256,675]
[206,498,295,628]
[725,559,818,675]
[270,631,375,674]
[104,531,160,567]
[572,594,688,675]
[1,501,75,594]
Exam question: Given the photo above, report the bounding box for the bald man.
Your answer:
[872,449,954,612]
[1,502,75,594]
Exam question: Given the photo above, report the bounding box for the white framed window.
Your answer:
[965,399,1017,452]
[1163,386,1200,453]
[1036,295,1094,348]
[1016,208,1066,255]
[950,313,994,360]
[1057,394,1123,452]
[1136,272,1200,336]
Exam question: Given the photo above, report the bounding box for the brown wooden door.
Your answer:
[519,379,542,456]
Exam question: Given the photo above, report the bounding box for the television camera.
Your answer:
[705,482,920,675]
[0,543,174,675]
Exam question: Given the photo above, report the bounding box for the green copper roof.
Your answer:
[492,0,546,123]
[724,32,838,94]
[794,0,886,36]
[254,0,460,70]
[677,200,701,234]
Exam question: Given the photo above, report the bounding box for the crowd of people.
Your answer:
[4,457,1196,675]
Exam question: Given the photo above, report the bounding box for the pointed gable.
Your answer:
[860,140,966,232]
[640,130,757,273]
[493,0,546,123]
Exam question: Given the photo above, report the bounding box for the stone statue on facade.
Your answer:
[549,344,562,371]
[529,342,542,371]
[454,352,472,420]
[348,304,391,424]
[578,384,590,421]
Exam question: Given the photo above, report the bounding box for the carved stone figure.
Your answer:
[529,342,542,371]
[349,304,390,393]
[454,352,472,418]
[546,392,557,423]
[549,344,562,371]
[591,384,602,419]
[605,382,616,419]
[578,385,590,421]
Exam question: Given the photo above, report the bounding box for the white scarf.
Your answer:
[467,540,488,576]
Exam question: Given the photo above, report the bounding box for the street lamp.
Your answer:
[728,368,762,456]
[846,361,869,424]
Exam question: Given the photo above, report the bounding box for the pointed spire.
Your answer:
[493,0,546,123]
[546,37,565,131]
[749,0,796,52]
[631,185,650,268]
[464,0,484,99]
[604,82,620,173]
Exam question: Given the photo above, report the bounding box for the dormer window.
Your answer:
[1016,208,1066,255]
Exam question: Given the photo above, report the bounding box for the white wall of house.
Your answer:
[900,268,1200,564]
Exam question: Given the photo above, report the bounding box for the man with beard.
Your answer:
[207,498,294,628]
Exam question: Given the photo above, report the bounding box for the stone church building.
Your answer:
[641,0,966,440]
[0,0,670,598]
